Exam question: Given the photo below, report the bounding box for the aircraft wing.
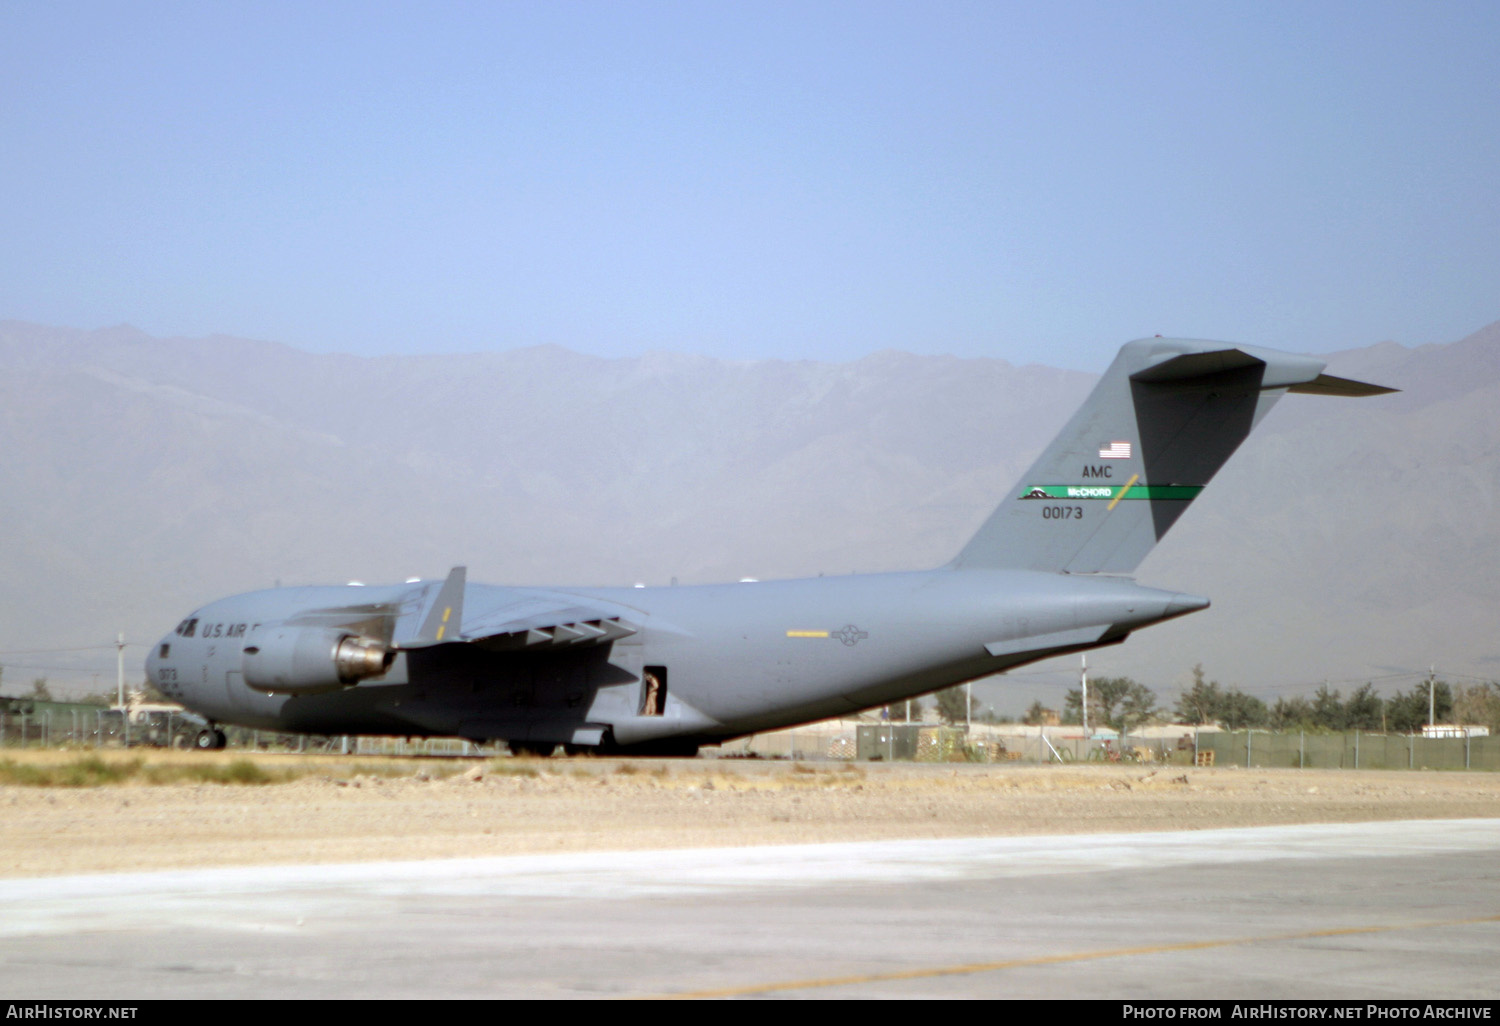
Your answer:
[456,601,638,651]
[396,568,637,652]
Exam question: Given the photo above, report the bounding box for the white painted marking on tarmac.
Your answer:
[1,819,1496,938]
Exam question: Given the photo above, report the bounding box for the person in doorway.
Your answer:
[641,671,662,716]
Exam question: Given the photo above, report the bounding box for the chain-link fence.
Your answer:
[0,701,445,755]
[729,722,1499,770]
[735,724,1193,764]
[1,704,133,748]
[6,699,1496,769]
[1195,729,1500,771]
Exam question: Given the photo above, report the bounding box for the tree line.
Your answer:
[1016,664,1500,734]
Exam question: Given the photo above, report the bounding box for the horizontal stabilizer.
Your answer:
[1129,345,1326,390]
[1288,373,1399,397]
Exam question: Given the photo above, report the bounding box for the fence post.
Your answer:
[1300,730,1304,769]
[1246,730,1252,768]
[1355,729,1360,770]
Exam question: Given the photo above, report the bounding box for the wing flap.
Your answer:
[472,613,636,652]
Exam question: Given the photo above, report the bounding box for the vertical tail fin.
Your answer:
[951,338,1395,574]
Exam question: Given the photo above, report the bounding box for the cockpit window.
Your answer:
[158,643,170,658]
[174,618,198,637]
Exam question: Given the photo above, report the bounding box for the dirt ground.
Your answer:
[3,751,1498,878]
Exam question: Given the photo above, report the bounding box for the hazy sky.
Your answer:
[3,1,1496,369]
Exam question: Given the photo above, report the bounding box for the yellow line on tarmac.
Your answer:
[1107,472,1139,511]
[640,912,1500,999]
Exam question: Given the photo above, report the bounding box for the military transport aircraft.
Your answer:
[146,337,1393,754]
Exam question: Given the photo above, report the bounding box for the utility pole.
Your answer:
[1428,665,1436,729]
[1081,654,1089,734]
[117,632,128,748]
[116,633,125,709]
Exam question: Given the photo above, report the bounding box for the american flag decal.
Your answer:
[1098,441,1132,459]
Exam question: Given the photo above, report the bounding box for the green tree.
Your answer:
[1385,681,1453,732]
[1065,677,1156,733]
[1311,685,1347,731]
[28,678,53,702]
[1217,687,1268,730]
[1116,680,1159,735]
[1061,687,1092,726]
[1344,683,1383,731]
[1269,696,1315,731]
[935,686,969,725]
[1174,664,1224,725]
[1453,682,1500,732]
[1022,700,1056,726]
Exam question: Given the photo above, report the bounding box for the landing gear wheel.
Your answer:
[509,741,556,757]
[193,729,218,751]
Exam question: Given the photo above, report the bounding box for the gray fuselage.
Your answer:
[146,569,1203,748]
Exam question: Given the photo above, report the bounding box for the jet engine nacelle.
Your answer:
[242,628,392,695]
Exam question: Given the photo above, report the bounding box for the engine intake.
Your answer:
[243,628,392,695]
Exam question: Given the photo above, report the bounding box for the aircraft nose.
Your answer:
[144,639,160,683]
[144,633,171,688]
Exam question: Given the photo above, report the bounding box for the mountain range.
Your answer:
[1,319,1495,713]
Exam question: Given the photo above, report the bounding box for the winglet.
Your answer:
[414,566,466,645]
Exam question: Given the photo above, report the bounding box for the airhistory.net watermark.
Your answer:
[5,1007,138,1020]
[1120,1006,1493,1020]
